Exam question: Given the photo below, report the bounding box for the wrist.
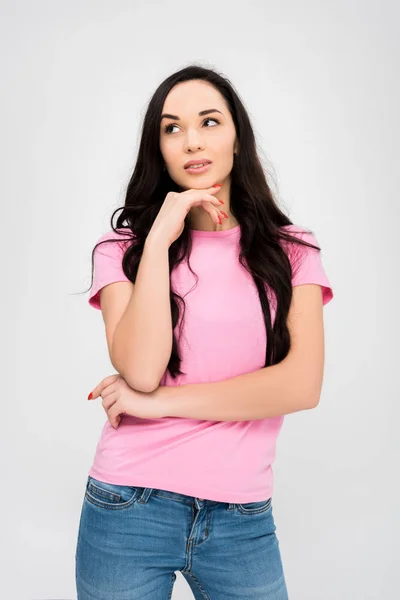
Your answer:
[153,384,184,418]
[145,232,170,253]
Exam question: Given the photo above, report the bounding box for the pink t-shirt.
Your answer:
[87,223,333,502]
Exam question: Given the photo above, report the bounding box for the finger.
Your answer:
[101,382,118,400]
[191,194,223,210]
[186,184,222,196]
[201,201,222,225]
[107,401,122,429]
[102,391,118,412]
[207,184,223,194]
[88,374,119,399]
[90,382,112,401]
[203,193,225,207]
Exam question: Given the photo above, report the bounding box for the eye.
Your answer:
[203,117,220,127]
[163,117,220,134]
[164,123,179,134]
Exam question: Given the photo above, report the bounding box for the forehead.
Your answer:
[162,80,226,114]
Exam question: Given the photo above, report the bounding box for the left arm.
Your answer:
[156,284,326,421]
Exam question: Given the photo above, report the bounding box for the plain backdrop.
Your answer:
[2,1,399,599]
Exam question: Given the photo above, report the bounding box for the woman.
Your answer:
[75,64,334,599]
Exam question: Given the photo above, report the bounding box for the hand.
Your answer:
[147,184,226,247]
[88,374,164,428]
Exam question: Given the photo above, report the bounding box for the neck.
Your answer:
[187,215,239,232]
[187,181,237,231]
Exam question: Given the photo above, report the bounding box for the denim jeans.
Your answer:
[75,475,289,599]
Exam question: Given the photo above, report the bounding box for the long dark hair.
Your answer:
[83,64,321,379]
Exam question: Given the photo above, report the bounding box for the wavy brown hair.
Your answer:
[82,64,321,379]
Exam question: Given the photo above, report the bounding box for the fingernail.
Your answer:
[88,392,93,400]
[218,216,222,224]
[214,184,222,188]
[221,211,228,218]
[218,199,224,204]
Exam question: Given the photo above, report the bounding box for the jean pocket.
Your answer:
[85,476,139,510]
[236,497,272,515]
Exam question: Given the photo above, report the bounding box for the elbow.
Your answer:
[308,378,324,408]
[120,371,160,394]
[111,359,159,393]
[303,390,321,409]
[111,348,167,393]
[300,373,324,410]
[132,378,160,393]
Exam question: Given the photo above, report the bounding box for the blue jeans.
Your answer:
[75,475,289,599]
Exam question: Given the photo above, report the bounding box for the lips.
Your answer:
[184,159,212,169]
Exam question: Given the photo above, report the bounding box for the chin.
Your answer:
[185,178,215,188]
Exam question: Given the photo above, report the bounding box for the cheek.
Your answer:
[161,141,181,166]
[214,134,236,155]
[217,143,236,167]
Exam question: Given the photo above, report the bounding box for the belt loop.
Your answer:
[228,502,236,511]
[138,488,154,504]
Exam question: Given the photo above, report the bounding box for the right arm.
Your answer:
[100,236,172,393]
[97,185,225,392]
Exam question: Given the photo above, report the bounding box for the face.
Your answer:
[159,79,238,190]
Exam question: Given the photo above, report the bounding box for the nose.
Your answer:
[184,130,205,153]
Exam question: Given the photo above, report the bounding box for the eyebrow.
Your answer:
[160,108,223,121]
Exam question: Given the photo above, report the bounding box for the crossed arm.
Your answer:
[153,284,326,422]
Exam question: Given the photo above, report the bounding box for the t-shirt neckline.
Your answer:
[189,224,241,238]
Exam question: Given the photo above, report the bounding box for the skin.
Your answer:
[159,79,239,232]
[88,81,327,425]
[88,79,244,424]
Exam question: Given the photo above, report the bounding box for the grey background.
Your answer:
[2,1,398,598]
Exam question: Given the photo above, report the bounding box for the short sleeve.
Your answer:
[283,225,334,306]
[88,229,133,310]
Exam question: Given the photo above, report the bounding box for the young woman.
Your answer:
[75,65,334,599]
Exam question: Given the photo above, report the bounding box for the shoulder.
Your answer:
[280,224,333,305]
[89,228,134,309]
[279,223,320,258]
[93,228,136,254]
[280,223,318,242]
